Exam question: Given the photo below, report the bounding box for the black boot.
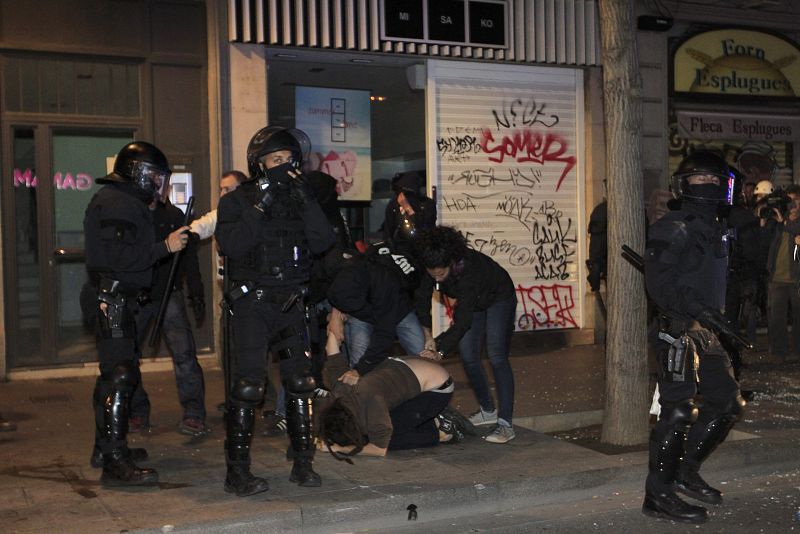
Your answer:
[90,445,148,469]
[101,449,158,486]
[642,427,707,523]
[224,406,269,497]
[286,392,321,487]
[675,414,737,505]
[99,388,159,486]
[290,457,321,486]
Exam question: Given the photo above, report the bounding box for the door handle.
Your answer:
[53,248,85,262]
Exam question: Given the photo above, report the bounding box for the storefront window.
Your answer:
[3,56,140,117]
[266,54,425,240]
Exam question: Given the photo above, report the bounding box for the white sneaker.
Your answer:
[484,422,515,444]
[468,408,498,426]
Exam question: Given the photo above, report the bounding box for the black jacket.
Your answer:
[645,202,728,320]
[215,180,336,286]
[327,257,413,375]
[415,249,516,356]
[84,182,169,292]
[150,201,203,300]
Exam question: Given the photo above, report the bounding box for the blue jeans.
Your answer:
[131,290,206,421]
[458,295,517,423]
[344,311,426,368]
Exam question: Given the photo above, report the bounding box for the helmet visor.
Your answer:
[132,161,171,201]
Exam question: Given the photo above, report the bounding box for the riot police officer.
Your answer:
[215,126,335,496]
[643,151,746,523]
[83,141,189,486]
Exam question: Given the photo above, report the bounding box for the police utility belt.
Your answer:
[224,281,308,315]
[656,314,700,383]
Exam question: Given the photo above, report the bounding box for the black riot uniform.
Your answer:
[82,141,180,486]
[215,126,336,496]
[642,151,746,523]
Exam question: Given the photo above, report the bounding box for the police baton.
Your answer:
[621,244,645,273]
[149,196,195,347]
[221,254,233,406]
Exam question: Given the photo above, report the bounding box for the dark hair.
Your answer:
[417,226,467,269]
[319,398,365,462]
[222,170,247,184]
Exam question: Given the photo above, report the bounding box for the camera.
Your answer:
[759,190,792,219]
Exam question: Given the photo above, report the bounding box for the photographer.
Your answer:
[761,184,800,362]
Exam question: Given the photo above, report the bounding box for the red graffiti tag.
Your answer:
[479,129,576,191]
[515,283,577,329]
[442,294,456,324]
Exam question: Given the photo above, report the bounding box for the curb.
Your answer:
[137,432,800,533]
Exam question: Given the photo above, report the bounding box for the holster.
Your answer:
[658,331,698,382]
[656,314,699,383]
[97,279,135,339]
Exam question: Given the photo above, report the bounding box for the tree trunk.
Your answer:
[599,0,650,446]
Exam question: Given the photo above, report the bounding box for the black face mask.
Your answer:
[266,161,295,188]
[684,183,724,204]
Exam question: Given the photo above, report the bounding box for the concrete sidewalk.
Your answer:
[0,343,797,533]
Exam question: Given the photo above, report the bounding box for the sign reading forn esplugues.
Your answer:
[673,29,800,98]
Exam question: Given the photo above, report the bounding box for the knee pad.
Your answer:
[661,399,698,428]
[110,360,138,391]
[231,378,264,406]
[286,374,316,396]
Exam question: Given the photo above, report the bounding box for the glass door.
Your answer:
[52,130,134,365]
[4,126,134,368]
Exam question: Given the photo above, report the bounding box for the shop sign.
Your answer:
[381,0,507,49]
[14,168,94,191]
[673,29,800,98]
[676,110,800,142]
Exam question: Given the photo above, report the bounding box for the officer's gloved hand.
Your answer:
[189,295,205,327]
[290,172,315,206]
[587,269,601,291]
[255,180,276,213]
[586,260,602,291]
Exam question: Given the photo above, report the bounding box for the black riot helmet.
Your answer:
[246,126,311,179]
[671,151,734,206]
[97,141,171,203]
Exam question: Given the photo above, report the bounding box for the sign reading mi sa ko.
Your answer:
[673,28,800,99]
[381,0,507,48]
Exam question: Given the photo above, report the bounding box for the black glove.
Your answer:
[189,296,205,327]
[586,260,602,291]
[692,305,751,350]
[254,180,277,213]
[290,172,315,206]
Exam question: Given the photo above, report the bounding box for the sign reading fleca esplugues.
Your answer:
[674,29,800,97]
[677,110,800,142]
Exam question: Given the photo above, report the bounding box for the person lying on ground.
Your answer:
[317,330,472,458]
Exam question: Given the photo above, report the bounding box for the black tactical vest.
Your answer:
[228,186,311,286]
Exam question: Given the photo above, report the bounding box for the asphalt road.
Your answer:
[336,467,800,534]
